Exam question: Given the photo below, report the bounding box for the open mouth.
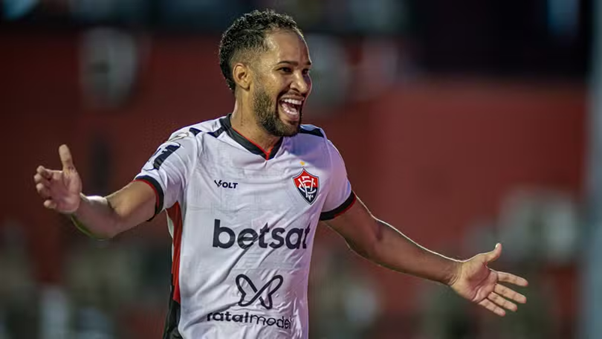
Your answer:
[279,98,303,122]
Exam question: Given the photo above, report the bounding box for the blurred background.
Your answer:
[0,0,598,338]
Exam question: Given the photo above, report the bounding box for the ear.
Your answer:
[232,63,251,91]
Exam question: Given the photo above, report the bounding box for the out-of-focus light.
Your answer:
[80,27,141,109]
[548,0,579,41]
[3,0,39,20]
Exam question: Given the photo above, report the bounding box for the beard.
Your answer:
[253,86,301,137]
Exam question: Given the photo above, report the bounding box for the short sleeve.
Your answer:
[320,140,356,220]
[134,130,199,217]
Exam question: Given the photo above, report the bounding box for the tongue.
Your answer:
[281,102,299,120]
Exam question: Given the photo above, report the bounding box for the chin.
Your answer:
[273,114,301,137]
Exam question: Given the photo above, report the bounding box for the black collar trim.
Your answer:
[219,114,283,160]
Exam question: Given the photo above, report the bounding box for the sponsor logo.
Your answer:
[293,169,319,204]
[212,220,310,250]
[214,179,238,189]
[206,312,292,329]
[206,275,292,329]
[236,274,283,309]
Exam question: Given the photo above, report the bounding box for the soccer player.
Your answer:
[33,9,528,339]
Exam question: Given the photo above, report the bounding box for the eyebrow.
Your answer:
[276,60,312,67]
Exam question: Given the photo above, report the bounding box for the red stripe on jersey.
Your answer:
[133,178,160,210]
[167,202,183,303]
[231,126,271,160]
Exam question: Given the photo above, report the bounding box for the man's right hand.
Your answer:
[34,144,83,214]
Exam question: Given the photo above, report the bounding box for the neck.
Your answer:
[230,99,281,153]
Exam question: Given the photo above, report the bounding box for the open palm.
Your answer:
[450,243,528,316]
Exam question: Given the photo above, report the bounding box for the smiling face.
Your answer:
[249,29,312,137]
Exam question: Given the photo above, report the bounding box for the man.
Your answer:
[33,9,528,339]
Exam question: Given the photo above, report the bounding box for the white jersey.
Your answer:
[135,114,355,339]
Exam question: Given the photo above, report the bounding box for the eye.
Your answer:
[302,69,311,76]
[279,67,293,74]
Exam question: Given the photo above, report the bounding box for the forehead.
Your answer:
[260,30,311,64]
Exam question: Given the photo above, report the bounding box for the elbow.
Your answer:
[346,235,379,261]
[363,238,380,261]
[95,229,117,240]
[347,242,370,259]
[81,227,116,241]
[78,218,120,241]
[100,218,126,240]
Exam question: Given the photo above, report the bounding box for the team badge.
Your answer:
[293,169,319,204]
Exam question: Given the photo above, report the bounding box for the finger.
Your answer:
[34,173,50,186]
[37,166,53,179]
[43,199,57,210]
[36,183,51,198]
[488,292,517,312]
[59,144,76,171]
[484,243,502,263]
[498,271,529,287]
[478,298,506,317]
[495,284,527,304]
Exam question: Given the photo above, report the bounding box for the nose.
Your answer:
[291,71,311,95]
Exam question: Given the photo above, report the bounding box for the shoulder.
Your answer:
[158,117,226,159]
[289,124,329,152]
[298,125,346,164]
[290,124,343,162]
[167,116,224,141]
[296,124,340,153]
[298,124,325,138]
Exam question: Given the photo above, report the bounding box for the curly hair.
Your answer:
[219,9,302,92]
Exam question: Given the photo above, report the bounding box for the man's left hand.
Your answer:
[449,243,528,316]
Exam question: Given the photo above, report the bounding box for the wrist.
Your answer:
[65,193,84,216]
[445,259,463,286]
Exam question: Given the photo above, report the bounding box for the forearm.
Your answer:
[70,193,122,240]
[359,218,461,286]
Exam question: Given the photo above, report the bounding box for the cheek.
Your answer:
[304,75,312,88]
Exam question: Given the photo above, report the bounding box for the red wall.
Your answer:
[0,32,586,322]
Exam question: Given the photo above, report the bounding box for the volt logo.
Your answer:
[214,179,238,189]
[236,274,283,310]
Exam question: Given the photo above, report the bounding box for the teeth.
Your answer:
[282,98,303,106]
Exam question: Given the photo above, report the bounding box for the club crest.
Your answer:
[293,169,319,204]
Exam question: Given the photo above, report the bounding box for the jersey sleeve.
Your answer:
[320,140,356,220]
[134,130,199,217]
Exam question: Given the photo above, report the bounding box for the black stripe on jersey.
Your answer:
[208,126,225,138]
[220,114,283,160]
[320,191,357,220]
[135,175,164,216]
[189,127,201,136]
[162,278,182,339]
[299,125,324,137]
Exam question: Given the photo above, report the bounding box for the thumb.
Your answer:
[59,144,76,171]
[484,243,502,263]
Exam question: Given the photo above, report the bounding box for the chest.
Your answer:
[186,139,331,216]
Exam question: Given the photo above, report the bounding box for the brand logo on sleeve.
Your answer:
[293,169,319,204]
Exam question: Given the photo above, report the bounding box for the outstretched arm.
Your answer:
[321,195,528,316]
[34,145,156,239]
